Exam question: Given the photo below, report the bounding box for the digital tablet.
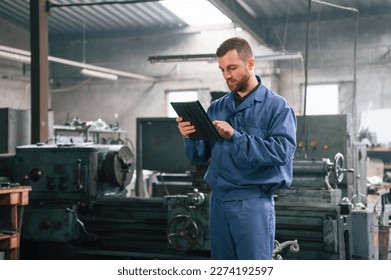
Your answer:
[170,100,221,141]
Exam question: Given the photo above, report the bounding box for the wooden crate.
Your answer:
[0,186,31,260]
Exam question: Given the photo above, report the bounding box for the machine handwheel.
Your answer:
[167,214,199,251]
[333,153,345,183]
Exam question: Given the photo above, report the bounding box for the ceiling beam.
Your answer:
[209,0,268,46]
[46,0,161,10]
[49,23,236,42]
[264,5,391,26]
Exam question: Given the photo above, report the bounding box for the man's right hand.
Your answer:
[176,117,196,139]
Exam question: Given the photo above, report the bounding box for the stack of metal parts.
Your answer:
[78,196,170,259]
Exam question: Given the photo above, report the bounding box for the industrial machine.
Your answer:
[275,115,385,260]
[275,153,354,259]
[0,142,212,259]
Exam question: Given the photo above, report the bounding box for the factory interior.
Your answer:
[0,0,390,261]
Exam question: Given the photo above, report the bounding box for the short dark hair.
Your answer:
[216,37,253,61]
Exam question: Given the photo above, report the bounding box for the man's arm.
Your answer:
[219,105,296,167]
[176,117,210,163]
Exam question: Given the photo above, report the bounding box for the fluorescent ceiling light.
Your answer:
[80,68,118,80]
[0,45,157,82]
[148,52,303,63]
[161,0,231,26]
[255,52,303,62]
[148,53,216,63]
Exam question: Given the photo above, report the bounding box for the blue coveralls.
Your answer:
[184,76,297,260]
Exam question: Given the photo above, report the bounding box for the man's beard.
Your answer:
[226,72,251,93]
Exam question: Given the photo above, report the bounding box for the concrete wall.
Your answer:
[270,13,391,143]
[1,11,391,145]
[0,19,30,110]
[280,13,391,111]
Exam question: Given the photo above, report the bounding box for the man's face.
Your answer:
[218,49,253,93]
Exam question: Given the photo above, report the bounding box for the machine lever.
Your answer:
[340,168,355,173]
[76,159,83,191]
[333,153,355,183]
[65,208,89,236]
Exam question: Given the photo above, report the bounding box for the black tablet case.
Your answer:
[170,100,221,141]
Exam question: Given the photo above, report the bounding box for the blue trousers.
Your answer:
[209,195,275,260]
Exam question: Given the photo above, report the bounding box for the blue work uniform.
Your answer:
[183,75,297,259]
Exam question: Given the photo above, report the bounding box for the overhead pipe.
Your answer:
[0,45,157,82]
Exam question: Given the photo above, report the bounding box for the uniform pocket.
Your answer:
[238,125,267,138]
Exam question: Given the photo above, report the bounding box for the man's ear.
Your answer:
[248,58,255,70]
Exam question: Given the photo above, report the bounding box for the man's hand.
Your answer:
[176,117,196,139]
[213,120,234,139]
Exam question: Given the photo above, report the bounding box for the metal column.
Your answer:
[30,0,49,143]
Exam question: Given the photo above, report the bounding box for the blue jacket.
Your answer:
[184,76,297,201]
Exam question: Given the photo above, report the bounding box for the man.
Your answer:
[176,37,297,259]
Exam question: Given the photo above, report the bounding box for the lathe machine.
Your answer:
[0,143,213,259]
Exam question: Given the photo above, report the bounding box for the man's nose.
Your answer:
[223,70,232,79]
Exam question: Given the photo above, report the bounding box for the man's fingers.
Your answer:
[213,120,233,139]
[177,118,196,138]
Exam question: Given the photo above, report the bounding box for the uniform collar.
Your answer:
[230,75,264,111]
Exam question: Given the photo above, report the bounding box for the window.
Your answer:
[166,90,198,117]
[161,0,231,26]
[306,84,339,115]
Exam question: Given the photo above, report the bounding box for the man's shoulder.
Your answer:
[259,86,288,104]
[210,91,231,107]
